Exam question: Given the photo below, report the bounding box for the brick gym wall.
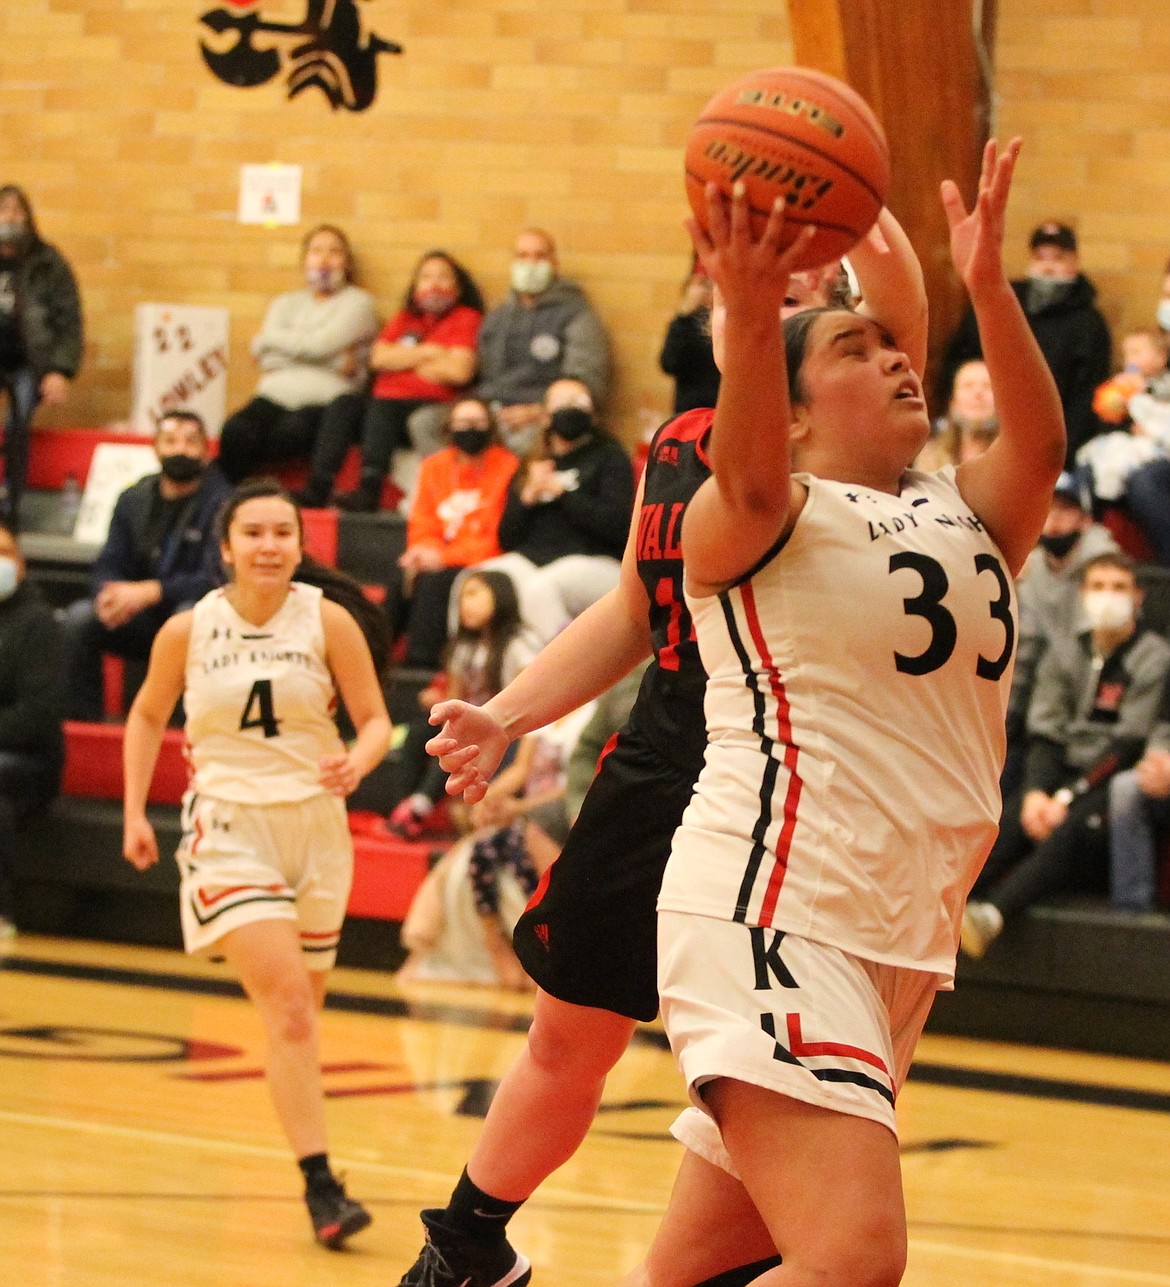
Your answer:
[2,1,1169,441]
[995,2,1170,346]
[0,0,792,440]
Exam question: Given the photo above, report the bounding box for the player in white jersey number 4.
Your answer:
[122,479,392,1250]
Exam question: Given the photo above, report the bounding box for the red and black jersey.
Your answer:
[625,408,713,775]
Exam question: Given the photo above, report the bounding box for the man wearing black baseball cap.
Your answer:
[942,218,1111,467]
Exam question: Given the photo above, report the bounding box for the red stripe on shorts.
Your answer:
[786,1012,890,1076]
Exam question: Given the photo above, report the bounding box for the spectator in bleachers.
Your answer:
[941,220,1111,468]
[914,358,998,471]
[326,250,484,512]
[389,570,535,840]
[0,520,63,939]
[0,185,82,530]
[384,397,518,670]
[474,227,610,456]
[455,378,634,646]
[658,254,720,414]
[1107,677,1170,914]
[397,703,594,989]
[961,552,1170,957]
[217,225,378,487]
[1007,473,1120,785]
[60,411,229,721]
[1076,329,1170,518]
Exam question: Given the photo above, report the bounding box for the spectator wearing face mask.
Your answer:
[0,184,83,529]
[474,228,611,457]
[941,221,1111,468]
[324,250,484,512]
[452,378,634,645]
[0,520,63,939]
[217,224,378,486]
[59,410,229,721]
[1004,473,1120,791]
[385,398,519,669]
[962,552,1170,958]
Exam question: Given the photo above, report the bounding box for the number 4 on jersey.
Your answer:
[240,678,281,738]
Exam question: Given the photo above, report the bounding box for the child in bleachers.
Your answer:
[396,703,592,989]
[388,570,535,839]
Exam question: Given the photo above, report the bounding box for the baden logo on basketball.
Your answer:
[685,66,891,271]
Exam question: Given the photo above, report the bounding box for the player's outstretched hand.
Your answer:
[320,752,362,797]
[426,700,510,805]
[123,816,159,870]
[941,136,1021,300]
[687,180,817,316]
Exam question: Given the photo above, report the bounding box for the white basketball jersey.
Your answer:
[184,583,345,804]
[659,468,1016,979]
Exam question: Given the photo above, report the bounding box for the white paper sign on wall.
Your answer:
[131,304,230,438]
[73,443,161,544]
[238,163,302,226]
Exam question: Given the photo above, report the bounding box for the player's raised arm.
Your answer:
[850,207,929,378]
[680,183,813,594]
[947,138,1066,574]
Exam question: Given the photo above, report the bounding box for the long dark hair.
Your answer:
[446,570,523,696]
[295,555,392,678]
[216,477,303,545]
[402,248,484,314]
[782,306,846,408]
[0,185,42,247]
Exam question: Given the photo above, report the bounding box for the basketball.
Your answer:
[685,66,891,271]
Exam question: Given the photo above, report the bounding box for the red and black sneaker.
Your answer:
[305,1176,373,1250]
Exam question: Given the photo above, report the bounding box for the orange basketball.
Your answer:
[685,66,891,271]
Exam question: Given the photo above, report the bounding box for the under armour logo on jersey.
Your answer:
[749,927,798,990]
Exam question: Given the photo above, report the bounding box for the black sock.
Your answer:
[439,1168,524,1239]
[691,1256,783,1287]
[299,1152,335,1191]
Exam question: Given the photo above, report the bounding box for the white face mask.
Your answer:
[306,265,346,294]
[1156,300,1170,333]
[1082,588,1134,632]
[0,556,18,601]
[510,259,553,296]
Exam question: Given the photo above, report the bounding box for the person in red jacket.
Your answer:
[334,250,484,511]
[387,397,518,668]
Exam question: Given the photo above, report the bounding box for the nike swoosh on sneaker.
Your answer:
[472,1209,509,1219]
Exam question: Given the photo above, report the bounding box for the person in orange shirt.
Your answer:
[388,397,519,668]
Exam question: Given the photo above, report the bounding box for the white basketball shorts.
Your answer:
[658,910,940,1174]
[176,791,352,970]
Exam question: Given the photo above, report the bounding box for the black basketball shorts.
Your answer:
[512,727,699,1022]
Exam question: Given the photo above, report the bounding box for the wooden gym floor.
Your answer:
[2,935,1169,1286]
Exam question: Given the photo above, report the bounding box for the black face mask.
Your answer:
[548,407,594,442]
[159,453,205,484]
[1038,530,1079,559]
[451,429,491,457]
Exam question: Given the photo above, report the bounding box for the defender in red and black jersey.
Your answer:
[511,407,713,1020]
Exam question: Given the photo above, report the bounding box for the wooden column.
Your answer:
[787,0,996,407]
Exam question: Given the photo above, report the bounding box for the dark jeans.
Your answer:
[0,749,60,920]
[1126,457,1170,565]
[357,397,429,485]
[973,782,1110,922]
[0,366,40,528]
[217,393,364,490]
[61,598,172,721]
[384,564,461,670]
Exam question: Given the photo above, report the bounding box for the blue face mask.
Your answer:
[0,556,18,601]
